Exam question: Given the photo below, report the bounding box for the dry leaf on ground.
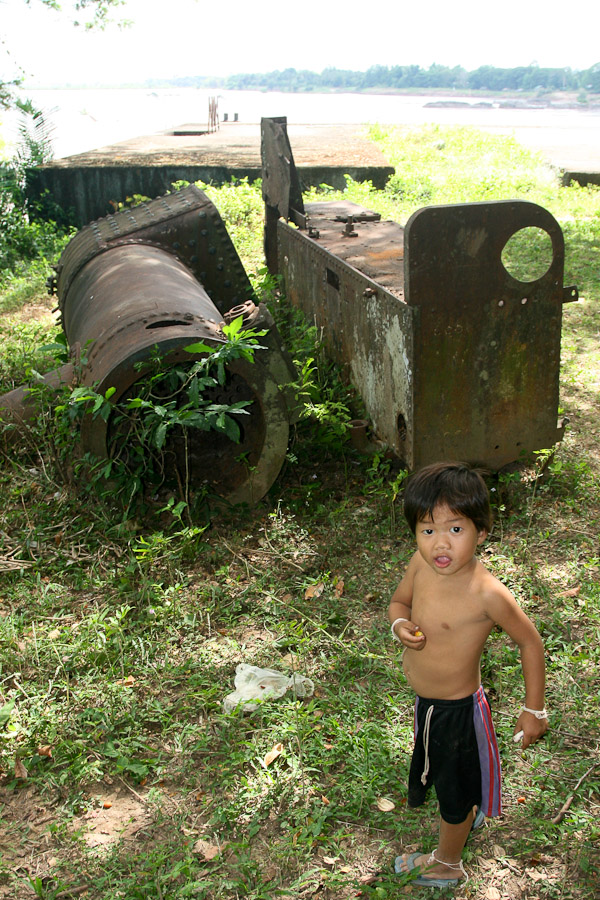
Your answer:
[557,586,580,597]
[376,797,396,811]
[263,743,284,767]
[193,839,221,860]
[14,757,28,779]
[484,888,502,900]
[305,582,324,599]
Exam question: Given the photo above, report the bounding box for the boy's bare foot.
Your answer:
[394,849,467,885]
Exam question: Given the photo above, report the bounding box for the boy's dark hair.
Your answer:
[403,462,492,535]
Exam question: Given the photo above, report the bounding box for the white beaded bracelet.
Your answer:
[390,617,409,643]
[522,706,548,719]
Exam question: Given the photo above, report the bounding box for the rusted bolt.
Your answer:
[343,216,358,237]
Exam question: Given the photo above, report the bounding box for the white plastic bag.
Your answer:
[223,663,315,713]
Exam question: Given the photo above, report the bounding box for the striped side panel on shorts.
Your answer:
[473,685,502,817]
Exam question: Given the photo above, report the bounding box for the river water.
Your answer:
[2,87,600,169]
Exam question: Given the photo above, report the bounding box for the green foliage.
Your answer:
[0,313,61,391]
[0,105,71,274]
[364,125,558,211]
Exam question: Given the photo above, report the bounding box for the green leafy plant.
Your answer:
[0,104,71,275]
[54,316,267,520]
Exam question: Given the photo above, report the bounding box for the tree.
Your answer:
[26,0,126,29]
[582,62,600,93]
[1,0,127,109]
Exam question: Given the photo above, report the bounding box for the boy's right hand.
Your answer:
[397,620,426,650]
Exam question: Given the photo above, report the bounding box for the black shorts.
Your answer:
[408,687,502,824]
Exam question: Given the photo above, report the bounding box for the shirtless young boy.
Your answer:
[389,462,548,887]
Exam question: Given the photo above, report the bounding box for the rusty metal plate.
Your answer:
[261,117,305,220]
[303,201,404,295]
[405,200,573,469]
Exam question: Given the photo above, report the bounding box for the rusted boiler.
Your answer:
[261,117,578,470]
[2,185,296,506]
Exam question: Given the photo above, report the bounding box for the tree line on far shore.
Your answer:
[146,62,600,95]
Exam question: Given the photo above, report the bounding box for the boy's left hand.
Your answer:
[514,711,548,749]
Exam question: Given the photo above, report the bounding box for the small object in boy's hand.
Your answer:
[513,730,524,743]
[414,630,423,637]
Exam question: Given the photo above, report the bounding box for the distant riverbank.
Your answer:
[2,87,600,170]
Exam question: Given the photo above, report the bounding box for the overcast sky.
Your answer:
[2,0,599,87]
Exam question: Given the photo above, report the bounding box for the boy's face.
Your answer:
[415,502,487,577]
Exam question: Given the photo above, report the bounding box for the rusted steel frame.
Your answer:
[274,193,577,470]
[261,117,305,275]
[277,221,415,461]
[208,96,219,132]
[261,117,578,469]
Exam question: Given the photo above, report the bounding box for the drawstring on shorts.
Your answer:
[421,704,434,785]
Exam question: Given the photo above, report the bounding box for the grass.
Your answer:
[0,125,599,899]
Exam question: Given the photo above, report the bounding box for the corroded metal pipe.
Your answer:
[0,364,75,433]
[2,185,296,506]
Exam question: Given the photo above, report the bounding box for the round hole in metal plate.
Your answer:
[501,226,553,283]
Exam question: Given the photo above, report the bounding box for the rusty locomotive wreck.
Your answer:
[0,121,579,508]
[261,116,578,472]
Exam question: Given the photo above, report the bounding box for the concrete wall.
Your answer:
[27,163,394,226]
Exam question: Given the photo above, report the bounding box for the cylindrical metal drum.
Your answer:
[0,186,295,507]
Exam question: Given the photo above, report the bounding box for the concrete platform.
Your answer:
[27,118,600,226]
[28,123,395,226]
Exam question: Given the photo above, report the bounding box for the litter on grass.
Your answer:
[223,664,315,713]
